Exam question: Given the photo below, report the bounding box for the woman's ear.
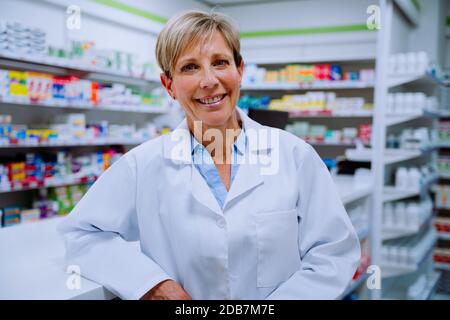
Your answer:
[237,59,244,82]
[160,72,176,100]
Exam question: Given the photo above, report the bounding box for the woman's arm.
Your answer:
[266,143,361,299]
[57,154,172,300]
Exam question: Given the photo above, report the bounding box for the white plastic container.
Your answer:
[396,167,409,190]
[408,167,422,190]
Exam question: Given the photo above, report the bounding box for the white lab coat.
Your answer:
[58,107,360,300]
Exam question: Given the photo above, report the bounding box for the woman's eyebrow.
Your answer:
[177,57,198,66]
[211,53,232,60]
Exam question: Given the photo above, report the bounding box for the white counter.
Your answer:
[0,216,115,300]
[0,175,371,300]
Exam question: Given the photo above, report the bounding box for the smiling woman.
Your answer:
[157,10,244,158]
[58,9,361,301]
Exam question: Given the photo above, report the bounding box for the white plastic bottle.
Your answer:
[406,202,419,229]
[408,167,422,191]
[396,167,409,190]
[384,202,394,227]
[394,201,406,227]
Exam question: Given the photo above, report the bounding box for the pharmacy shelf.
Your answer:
[383,173,439,203]
[333,174,372,205]
[0,138,147,149]
[0,175,98,194]
[346,147,435,164]
[0,97,168,114]
[385,110,439,126]
[388,71,447,88]
[288,110,373,118]
[0,51,160,86]
[339,273,369,299]
[240,80,374,91]
[434,262,450,271]
[382,240,437,278]
[382,213,433,240]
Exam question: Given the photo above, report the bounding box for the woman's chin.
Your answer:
[199,108,234,128]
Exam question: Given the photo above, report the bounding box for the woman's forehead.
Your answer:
[177,30,232,62]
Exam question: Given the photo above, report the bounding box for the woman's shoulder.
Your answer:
[275,127,312,152]
[124,135,165,168]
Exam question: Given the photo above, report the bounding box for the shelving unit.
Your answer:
[370,0,445,300]
[0,50,168,228]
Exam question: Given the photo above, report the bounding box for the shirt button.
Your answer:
[216,218,226,229]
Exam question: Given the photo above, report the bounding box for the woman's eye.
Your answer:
[181,64,197,72]
[214,59,229,67]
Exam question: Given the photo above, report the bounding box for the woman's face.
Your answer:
[161,30,244,129]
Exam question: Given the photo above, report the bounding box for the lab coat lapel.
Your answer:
[162,118,222,215]
[224,160,264,209]
[223,108,269,209]
[191,166,222,215]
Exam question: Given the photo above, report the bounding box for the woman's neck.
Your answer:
[187,111,242,164]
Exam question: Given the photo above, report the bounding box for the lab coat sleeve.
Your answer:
[57,154,172,300]
[266,143,361,300]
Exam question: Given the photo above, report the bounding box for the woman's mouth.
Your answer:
[196,94,227,107]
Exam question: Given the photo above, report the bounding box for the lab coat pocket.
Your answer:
[254,208,300,288]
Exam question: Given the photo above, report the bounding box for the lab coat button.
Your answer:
[216,218,226,228]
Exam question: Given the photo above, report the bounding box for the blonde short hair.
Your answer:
[156,10,242,78]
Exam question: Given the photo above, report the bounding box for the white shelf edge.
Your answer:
[306,141,360,147]
[0,97,168,114]
[385,113,426,126]
[0,52,160,84]
[438,172,450,179]
[387,71,443,88]
[437,232,450,241]
[288,110,373,118]
[244,56,376,65]
[346,147,434,164]
[0,175,99,194]
[383,173,438,202]
[434,262,450,271]
[241,80,374,91]
[0,139,147,149]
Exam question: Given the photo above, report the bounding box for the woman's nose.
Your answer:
[199,68,219,89]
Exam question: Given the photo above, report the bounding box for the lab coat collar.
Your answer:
[162,107,268,214]
[162,107,268,164]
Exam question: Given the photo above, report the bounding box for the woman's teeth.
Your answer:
[198,94,225,104]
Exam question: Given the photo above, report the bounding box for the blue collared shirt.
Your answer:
[191,128,246,209]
